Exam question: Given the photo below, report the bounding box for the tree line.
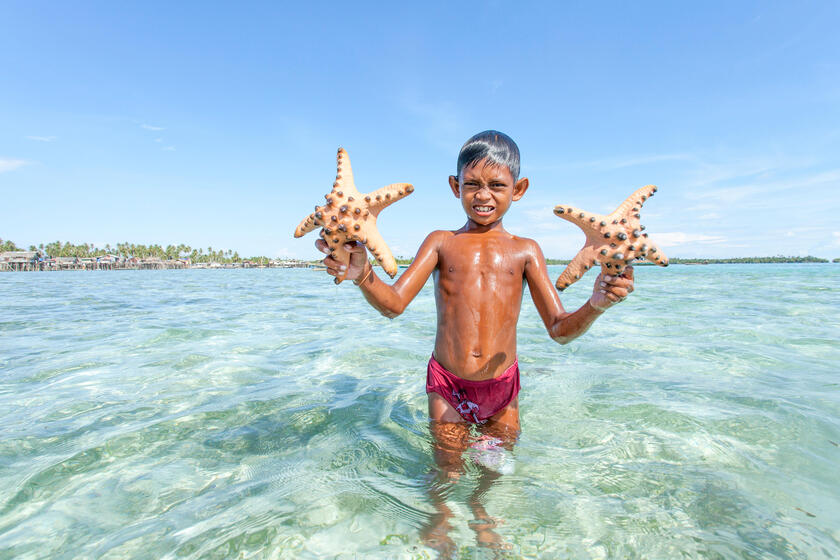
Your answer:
[3,238,835,265]
[666,256,829,264]
[0,238,273,264]
[396,256,833,266]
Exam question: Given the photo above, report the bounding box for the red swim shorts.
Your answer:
[425,354,521,424]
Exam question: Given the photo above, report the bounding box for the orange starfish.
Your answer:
[553,185,668,291]
[294,148,413,284]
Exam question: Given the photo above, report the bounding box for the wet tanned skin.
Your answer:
[317,159,635,430]
[318,158,634,553]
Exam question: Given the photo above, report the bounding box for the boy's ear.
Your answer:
[448,175,461,199]
[512,177,529,201]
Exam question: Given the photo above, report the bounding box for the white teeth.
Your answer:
[475,206,493,212]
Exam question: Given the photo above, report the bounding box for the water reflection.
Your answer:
[421,419,518,558]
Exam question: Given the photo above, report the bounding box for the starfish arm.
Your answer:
[294,213,319,237]
[553,204,604,231]
[555,247,597,291]
[334,148,355,191]
[367,183,414,215]
[363,225,398,277]
[643,241,669,266]
[611,184,657,219]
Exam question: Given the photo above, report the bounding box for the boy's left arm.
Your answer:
[523,239,634,344]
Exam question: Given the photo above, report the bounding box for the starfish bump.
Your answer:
[553,185,668,291]
[294,148,413,284]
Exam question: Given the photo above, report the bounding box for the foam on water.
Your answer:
[1,264,839,558]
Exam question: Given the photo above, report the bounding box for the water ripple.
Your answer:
[1,265,838,558]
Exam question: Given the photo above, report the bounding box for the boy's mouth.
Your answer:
[473,205,495,215]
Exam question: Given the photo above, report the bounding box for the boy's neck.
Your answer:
[463,218,506,234]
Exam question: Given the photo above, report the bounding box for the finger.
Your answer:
[323,257,348,271]
[607,277,634,289]
[344,241,366,253]
[604,291,621,302]
[325,265,347,277]
[621,265,634,281]
[322,257,347,274]
[607,286,629,299]
[315,239,330,254]
[600,278,631,291]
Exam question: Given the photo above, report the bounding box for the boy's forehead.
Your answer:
[460,159,514,180]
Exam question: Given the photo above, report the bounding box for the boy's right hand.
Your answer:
[315,239,369,282]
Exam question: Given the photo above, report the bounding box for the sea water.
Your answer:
[1,264,838,559]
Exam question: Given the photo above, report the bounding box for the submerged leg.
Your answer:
[421,417,471,558]
[467,408,519,553]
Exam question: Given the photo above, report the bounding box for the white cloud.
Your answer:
[586,153,693,170]
[163,146,176,151]
[530,152,692,172]
[26,135,57,142]
[682,159,777,190]
[833,232,840,246]
[685,167,840,204]
[0,158,28,173]
[656,232,727,247]
[154,138,163,143]
[141,124,165,131]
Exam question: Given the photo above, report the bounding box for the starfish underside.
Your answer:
[553,185,668,291]
[294,148,413,284]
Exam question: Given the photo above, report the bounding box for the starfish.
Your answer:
[294,148,414,284]
[553,185,668,291]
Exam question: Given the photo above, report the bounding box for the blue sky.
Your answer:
[2,1,839,259]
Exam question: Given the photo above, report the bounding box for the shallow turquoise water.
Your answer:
[1,264,838,559]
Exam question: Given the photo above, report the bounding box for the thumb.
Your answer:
[344,241,366,253]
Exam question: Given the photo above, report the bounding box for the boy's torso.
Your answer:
[432,228,531,381]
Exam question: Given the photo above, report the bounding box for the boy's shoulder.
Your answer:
[421,229,455,246]
[508,234,543,262]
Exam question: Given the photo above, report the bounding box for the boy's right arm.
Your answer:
[316,231,444,318]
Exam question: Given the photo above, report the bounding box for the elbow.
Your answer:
[379,303,406,319]
[552,335,572,345]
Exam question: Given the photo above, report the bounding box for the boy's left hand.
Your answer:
[589,266,634,312]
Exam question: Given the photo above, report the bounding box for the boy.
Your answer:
[316,130,634,432]
[316,131,634,553]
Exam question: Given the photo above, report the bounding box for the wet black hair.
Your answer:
[456,130,520,181]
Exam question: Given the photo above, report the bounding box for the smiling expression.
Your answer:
[449,159,529,229]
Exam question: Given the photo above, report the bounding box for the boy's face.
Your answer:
[449,159,529,226]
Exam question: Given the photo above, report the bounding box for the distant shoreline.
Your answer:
[3,240,836,271]
[0,252,316,272]
[544,256,834,265]
[2,257,836,272]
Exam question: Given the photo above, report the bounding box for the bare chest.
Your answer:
[436,238,525,295]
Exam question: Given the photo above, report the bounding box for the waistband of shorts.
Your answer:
[428,354,519,386]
